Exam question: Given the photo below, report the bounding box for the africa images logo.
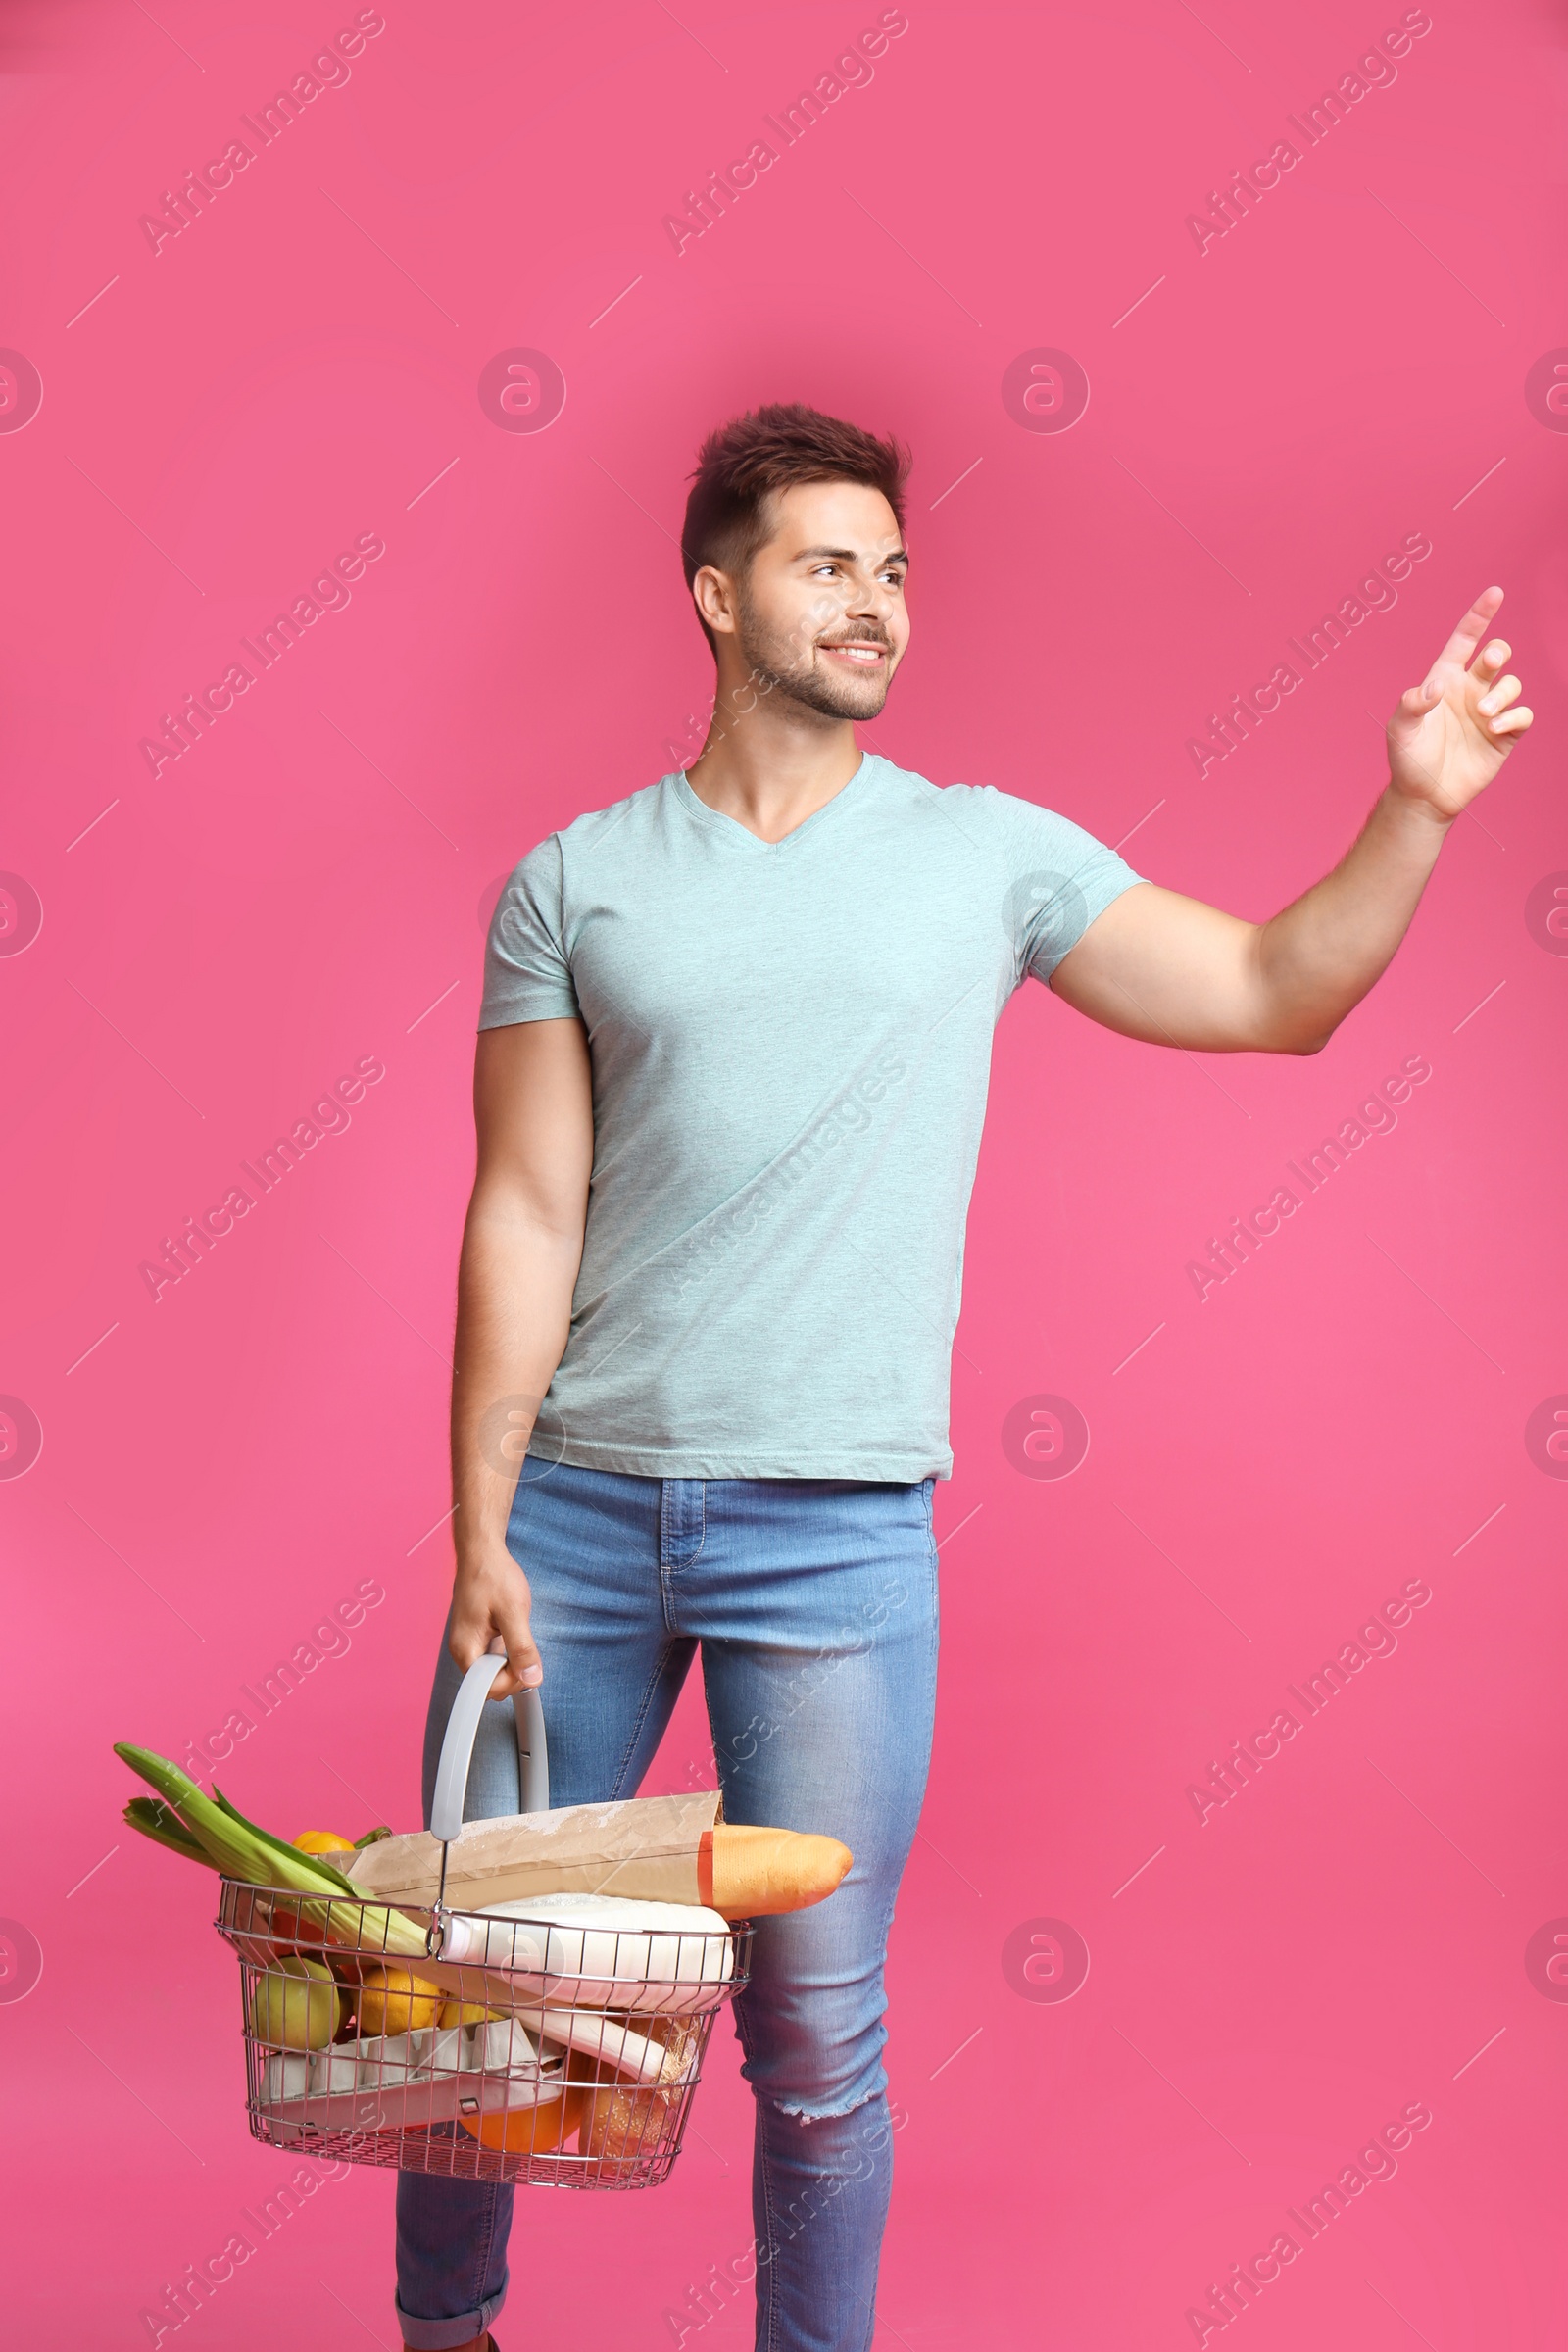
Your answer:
[1002,1394,1090,1480]
[476,349,566,433]
[1524,1396,1568,1479]
[0,1396,44,1480]
[0,873,43,956]
[0,350,43,434]
[1001,1917,1090,2002]
[662,11,910,255]
[1000,350,1091,435]
[137,12,387,256]
[0,1918,43,2003]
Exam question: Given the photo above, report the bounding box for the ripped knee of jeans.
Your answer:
[771,2088,911,2145]
[768,2082,885,2138]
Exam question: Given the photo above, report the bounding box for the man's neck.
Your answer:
[683,675,863,845]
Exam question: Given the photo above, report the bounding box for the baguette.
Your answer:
[697,1825,853,1917]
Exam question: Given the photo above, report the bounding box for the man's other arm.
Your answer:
[448,1016,593,1699]
[1051,590,1534,1054]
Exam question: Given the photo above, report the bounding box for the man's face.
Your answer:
[709,478,910,721]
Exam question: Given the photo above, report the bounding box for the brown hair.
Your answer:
[681,403,910,646]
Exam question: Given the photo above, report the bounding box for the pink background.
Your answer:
[3,0,1566,2343]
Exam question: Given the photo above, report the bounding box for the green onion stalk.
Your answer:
[114,1743,532,2019]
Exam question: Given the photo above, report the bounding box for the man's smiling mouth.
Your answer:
[819,640,887,665]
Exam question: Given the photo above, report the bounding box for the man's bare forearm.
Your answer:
[450,1187,581,1567]
[1252,782,1452,1053]
[1050,789,1453,1055]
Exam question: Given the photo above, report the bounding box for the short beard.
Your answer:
[731,593,893,722]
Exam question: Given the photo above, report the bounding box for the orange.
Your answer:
[292,1830,356,1854]
[459,2084,587,2156]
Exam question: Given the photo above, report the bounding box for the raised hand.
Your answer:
[1387,586,1534,819]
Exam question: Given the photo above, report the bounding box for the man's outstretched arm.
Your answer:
[448,1015,593,1700]
[1051,588,1535,1055]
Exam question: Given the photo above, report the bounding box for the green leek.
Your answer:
[114,1741,429,1959]
[210,1784,360,1893]
[114,1743,604,2039]
[123,1796,209,1865]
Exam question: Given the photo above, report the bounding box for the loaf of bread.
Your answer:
[698,1825,853,1916]
[337,1795,853,1919]
[579,2014,698,2172]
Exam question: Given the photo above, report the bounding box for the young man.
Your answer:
[395,406,1531,2351]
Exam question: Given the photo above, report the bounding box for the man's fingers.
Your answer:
[1477,672,1521,716]
[447,1600,491,1672]
[447,1595,537,1678]
[1488,706,1533,737]
[1392,681,1440,726]
[1428,586,1503,676]
[1470,638,1511,685]
[486,1600,543,1697]
[448,1548,542,1695]
[484,1664,542,1697]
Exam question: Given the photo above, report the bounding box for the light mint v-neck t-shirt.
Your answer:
[480,755,1144,1480]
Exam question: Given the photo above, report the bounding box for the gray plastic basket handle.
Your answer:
[430,1649,549,1842]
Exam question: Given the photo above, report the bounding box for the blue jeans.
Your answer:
[394,1464,940,2352]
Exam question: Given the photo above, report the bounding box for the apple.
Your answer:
[248,1955,344,2050]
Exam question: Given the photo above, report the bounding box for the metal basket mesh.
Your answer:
[218,1881,750,2189]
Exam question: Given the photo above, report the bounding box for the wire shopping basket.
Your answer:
[216,1653,752,2189]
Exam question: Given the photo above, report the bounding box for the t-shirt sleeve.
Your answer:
[479,836,581,1029]
[996,793,1146,984]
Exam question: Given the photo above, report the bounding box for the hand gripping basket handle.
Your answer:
[430,1651,549,1844]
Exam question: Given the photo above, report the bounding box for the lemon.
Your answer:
[438,1996,495,2029]
[357,1964,443,2037]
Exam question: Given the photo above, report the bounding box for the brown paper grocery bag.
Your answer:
[340,1788,722,1911]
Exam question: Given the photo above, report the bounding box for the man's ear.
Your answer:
[692,564,740,637]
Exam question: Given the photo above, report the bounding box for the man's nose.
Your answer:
[849,568,896,620]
